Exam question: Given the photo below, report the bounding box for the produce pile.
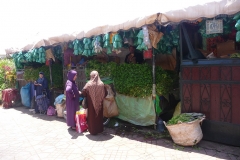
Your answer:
[24,64,63,88]
[167,113,205,125]
[86,60,178,97]
[86,60,117,78]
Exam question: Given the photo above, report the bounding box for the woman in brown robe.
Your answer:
[80,71,106,135]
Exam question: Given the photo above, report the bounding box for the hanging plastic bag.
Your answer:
[75,109,88,133]
[236,31,240,42]
[235,20,240,30]
[103,85,119,118]
[233,13,240,20]
[47,106,56,116]
[20,83,31,108]
[56,101,66,117]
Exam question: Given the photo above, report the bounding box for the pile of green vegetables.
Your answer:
[86,60,178,97]
[234,13,240,42]
[24,64,63,88]
[167,113,205,125]
[85,60,117,78]
[167,114,192,125]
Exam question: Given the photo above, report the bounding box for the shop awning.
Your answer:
[4,0,240,55]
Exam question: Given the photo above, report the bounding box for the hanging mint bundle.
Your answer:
[103,33,112,54]
[12,52,25,69]
[234,13,240,42]
[24,50,34,62]
[123,31,129,44]
[155,26,179,54]
[32,49,38,62]
[156,34,173,54]
[68,42,74,49]
[112,33,122,54]
[131,29,139,47]
[112,33,123,49]
[235,20,240,30]
[236,31,240,42]
[136,30,148,51]
[35,47,46,64]
[170,26,180,51]
[92,36,103,54]
[73,39,84,55]
[83,38,93,56]
[142,25,152,49]
[53,45,62,61]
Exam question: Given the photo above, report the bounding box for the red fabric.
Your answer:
[75,112,88,133]
[2,89,18,108]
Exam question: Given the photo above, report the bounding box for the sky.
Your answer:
[0,0,220,56]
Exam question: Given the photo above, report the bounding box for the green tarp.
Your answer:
[115,93,156,126]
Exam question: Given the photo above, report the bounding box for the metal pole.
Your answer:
[49,59,53,87]
[152,49,157,129]
[152,49,156,98]
[179,24,183,113]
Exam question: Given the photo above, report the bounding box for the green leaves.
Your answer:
[86,60,178,97]
[155,26,179,54]
[167,113,192,125]
[0,59,16,90]
[86,60,117,78]
[24,64,63,88]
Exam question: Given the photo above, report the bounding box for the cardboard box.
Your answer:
[216,40,235,57]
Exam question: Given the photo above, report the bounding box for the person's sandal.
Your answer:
[71,127,76,130]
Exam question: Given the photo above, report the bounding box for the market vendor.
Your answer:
[34,72,49,98]
[125,46,144,64]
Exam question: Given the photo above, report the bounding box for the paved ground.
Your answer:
[0,106,239,160]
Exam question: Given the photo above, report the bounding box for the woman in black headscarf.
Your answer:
[34,72,49,96]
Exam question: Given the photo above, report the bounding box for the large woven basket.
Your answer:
[164,118,204,146]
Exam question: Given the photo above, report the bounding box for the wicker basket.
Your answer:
[164,118,204,146]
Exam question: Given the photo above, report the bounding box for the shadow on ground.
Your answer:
[3,105,240,159]
[11,105,66,123]
[104,118,240,160]
[86,132,114,141]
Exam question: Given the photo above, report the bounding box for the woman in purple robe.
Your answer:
[65,70,79,130]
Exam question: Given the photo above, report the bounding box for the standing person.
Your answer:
[34,72,49,113]
[80,71,106,135]
[65,70,79,130]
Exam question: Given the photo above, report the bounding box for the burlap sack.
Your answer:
[148,24,164,49]
[103,85,119,118]
[164,118,205,146]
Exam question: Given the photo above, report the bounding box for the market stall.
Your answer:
[5,0,240,146]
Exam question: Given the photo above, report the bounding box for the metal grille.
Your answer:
[181,65,237,123]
